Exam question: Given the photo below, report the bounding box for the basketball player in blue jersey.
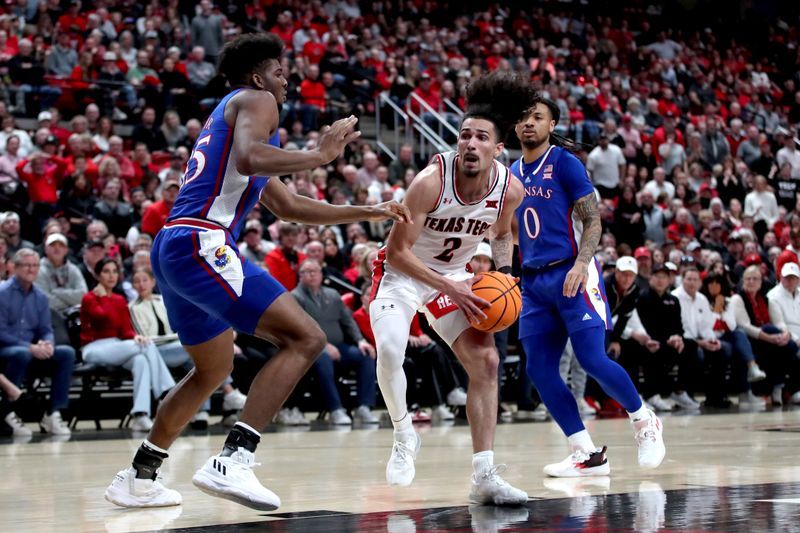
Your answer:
[510,98,665,478]
[104,33,410,511]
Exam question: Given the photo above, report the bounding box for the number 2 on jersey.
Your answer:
[433,237,462,262]
[523,207,541,240]
[182,134,212,186]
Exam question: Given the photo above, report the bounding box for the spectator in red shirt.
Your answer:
[140,173,180,237]
[80,257,174,432]
[651,113,685,161]
[16,152,68,226]
[269,11,295,49]
[299,64,326,132]
[264,223,307,291]
[301,30,325,64]
[666,207,697,243]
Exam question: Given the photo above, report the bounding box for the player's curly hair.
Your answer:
[463,72,539,143]
[217,33,284,87]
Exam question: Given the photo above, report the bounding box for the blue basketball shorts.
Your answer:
[150,218,286,345]
[518,258,611,339]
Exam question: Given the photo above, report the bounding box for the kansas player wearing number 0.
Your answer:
[510,98,665,478]
[370,72,534,505]
[103,33,411,511]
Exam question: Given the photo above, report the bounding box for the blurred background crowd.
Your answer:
[1,0,800,438]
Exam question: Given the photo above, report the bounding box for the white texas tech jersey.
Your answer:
[411,151,512,275]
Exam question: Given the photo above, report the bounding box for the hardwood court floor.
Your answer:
[1,409,799,532]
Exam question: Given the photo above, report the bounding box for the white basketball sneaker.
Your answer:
[635,411,665,469]
[386,430,421,486]
[543,446,611,477]
[469,464,528,505]
[105,467,182,508]
[192,448,281,511]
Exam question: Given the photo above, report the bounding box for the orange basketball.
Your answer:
[469,271,522,333]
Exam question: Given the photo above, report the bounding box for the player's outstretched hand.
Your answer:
[446,276,490,325]
[368,200,412,223]
[563,261,588,297]
[318,115,361,163]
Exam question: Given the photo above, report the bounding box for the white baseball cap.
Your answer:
[616,256,638,274]
[473,241,492,260]
[45,233,68,247]
[781,262,800,278]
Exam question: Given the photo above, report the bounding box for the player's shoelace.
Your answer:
[475,464,510,485]
[570,450,592,465]
[391,439,416,466]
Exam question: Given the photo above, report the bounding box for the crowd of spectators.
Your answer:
[1,1,800,436]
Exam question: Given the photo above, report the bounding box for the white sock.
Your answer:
[143,439,168,455]
[234,420,261,438]
[567,430,596,453]
[392,412,413,434]
[628,403,650,423]
[472,450,494,474]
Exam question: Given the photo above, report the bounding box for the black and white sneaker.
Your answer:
[543,446,610,477]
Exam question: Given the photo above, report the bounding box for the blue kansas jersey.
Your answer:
[509,145,595,270]
[169,88,278,241]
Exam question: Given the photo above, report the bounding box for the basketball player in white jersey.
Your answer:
[369,73,537,505]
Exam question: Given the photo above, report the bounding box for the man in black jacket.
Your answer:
[618,264,700,411]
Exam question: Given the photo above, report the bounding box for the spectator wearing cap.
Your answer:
[140,174,179,237]
[45,31,77,78]
[733,264,799,405]
[744,175,780,241]
[238,221,275,266]
[776,130,800,179]
[621,263,699,412]
[634,246,653,291]
[35,233,86,343]
[8,38,62,116]
[265,223,307,291]
[191,0,224,65]
[767,263,800,346]
[605,256,641,359]
[78,238,106,291]
[586,132,625,199]
[775,228,800,280]
[0,249,75,436]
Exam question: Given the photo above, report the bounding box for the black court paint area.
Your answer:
[160,481,800,533]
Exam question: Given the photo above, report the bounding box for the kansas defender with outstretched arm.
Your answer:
[104,33,410,511]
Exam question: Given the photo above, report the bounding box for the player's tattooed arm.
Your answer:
[573,191,602,265]
[490,232,513,271]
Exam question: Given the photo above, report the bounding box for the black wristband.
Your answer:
[498,266,512,275]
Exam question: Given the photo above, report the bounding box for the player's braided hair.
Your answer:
[217,33,284,87]
[463,72,539,143]
[534,96,594,153]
